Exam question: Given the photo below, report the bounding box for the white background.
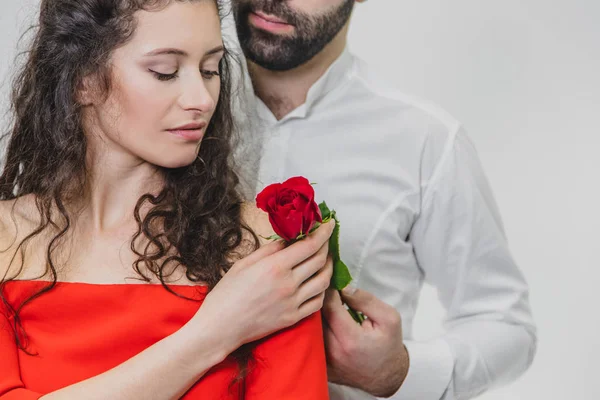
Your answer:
[1,1,599,399]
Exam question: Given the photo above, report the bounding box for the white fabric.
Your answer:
[235,49,537,400]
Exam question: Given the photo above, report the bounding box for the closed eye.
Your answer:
[149,69,178,81]
[201,70,220,79]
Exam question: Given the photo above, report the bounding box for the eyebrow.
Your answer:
[144,45,225,57]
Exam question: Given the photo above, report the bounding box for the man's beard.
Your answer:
[233,0,354,71]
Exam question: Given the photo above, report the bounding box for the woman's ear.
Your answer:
[76,74,98,106]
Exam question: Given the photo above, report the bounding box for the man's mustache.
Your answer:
[235,0,300,26]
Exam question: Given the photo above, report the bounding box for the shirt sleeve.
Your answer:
[0,308,42,399]
[393,127,537,400]
[245,311,329,399]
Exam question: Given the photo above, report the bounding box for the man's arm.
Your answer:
[323,287,409,397]
[323,126,537,400]
[398,127,537,400]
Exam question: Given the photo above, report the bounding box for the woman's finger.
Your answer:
[296,256,333,304]
[291,240,330,285]
[267,220,334,272]
[297,292,326,320]
[233,239,285,269]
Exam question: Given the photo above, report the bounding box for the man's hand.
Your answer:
[322,287,409,398]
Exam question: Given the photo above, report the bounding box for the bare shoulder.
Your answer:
[0,194,42,277]
[240,202,275,247]
[0,194,40,229]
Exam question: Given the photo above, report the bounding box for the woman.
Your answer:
[0,0,334,398]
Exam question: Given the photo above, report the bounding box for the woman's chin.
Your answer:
[152,153,199,169]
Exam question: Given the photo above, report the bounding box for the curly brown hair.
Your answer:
[0,0,258,392]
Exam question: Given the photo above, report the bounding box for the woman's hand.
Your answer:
[189,220,335,354]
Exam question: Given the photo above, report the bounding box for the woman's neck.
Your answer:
[78,137,165,236]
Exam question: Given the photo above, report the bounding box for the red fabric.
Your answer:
[0,281,328,399]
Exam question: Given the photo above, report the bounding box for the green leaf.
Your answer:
[318,201,362,324]
[328,209,353,291]
[318,201,332,220]
[347,307,367,324]
[295,232,307,241]
[259,234,282,241]
[307,221,321,235]
[331,259,353,291]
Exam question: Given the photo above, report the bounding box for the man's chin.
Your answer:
[241,38,307,71]
[245,52,302,72]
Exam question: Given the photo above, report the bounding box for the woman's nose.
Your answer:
[178,76,216,113]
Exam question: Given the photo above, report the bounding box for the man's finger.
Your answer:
[322,289,361,338]
[340,287,399,327]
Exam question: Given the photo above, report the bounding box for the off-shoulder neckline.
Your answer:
[3,280,209,291]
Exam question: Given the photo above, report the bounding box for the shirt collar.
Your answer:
[255,47,355,124]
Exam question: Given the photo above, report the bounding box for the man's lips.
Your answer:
[253,11,289,25]
[248,11,294,34]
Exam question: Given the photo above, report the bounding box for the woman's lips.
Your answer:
[167,128,204,141]
[167,122,206,141]
[249,11,294,34]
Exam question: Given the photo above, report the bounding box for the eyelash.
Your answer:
[149,69,220,82]
[201,70,221,79]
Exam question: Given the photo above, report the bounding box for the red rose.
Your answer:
[256,176,323,242]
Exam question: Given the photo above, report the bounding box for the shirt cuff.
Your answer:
[390,338,454,400]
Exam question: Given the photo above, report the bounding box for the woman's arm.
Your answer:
[0,314,42,399]
[0,218,335,400]
[39,321,227,400]
[0,306,231,400]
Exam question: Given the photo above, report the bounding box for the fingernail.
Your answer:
[342,286,357,296]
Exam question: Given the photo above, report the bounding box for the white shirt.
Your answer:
[234,49,537,400]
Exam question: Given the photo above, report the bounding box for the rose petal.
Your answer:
[256,176,322,242]
[281,176,315,201]
[270,208,304,241]
[256,183,281,212]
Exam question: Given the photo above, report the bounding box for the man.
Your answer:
[229,1,537,399]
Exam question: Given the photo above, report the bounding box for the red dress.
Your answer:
[0,281,329,399]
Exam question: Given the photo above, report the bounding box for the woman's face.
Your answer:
[85,1,224,169]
